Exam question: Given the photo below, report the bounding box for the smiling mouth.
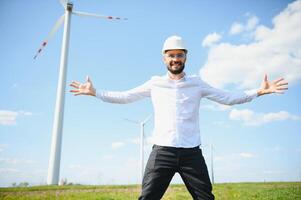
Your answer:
[172,65,181,68]
[171,62,182,67]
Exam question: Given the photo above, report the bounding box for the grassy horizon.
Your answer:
[0,182,300,200]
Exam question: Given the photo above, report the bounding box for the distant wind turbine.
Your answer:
[210,143,215,184]
[201,143,215,184]
[34,0,127,185]
[124,115,152,183]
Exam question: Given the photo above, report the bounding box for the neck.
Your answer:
[168,71,185,80]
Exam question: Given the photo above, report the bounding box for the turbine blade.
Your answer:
[59,0,68,9]
[123,118,139,124]
[73,11,128,20]
[33,14,65,59]
[142,114,152,124]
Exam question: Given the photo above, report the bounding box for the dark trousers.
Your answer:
[138,145,215,200]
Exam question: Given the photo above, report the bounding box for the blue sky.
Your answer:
[1,0,301,187]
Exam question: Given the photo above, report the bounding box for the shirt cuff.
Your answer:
[95,89,104,100]
[245,89,259,100]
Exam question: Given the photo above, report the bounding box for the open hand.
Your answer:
[257,74,288,96]
[69,76,96,96]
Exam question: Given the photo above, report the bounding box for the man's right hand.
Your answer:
[69,76,96,96]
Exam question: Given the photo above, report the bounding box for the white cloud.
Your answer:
[263,170,284,174]
[246,16,259,31]
[111,142,125,150]
[202,32,222,47]
[0,167,48,186]
[124,157,139,168]
[146,135,155,146]
[229,108,301,126]
[0,144,8,152]
[0,110,18,125]
[229,15,259,35]
[0,110,33,126]
[214,152,255,161]
[230,109,254,122]
[67,164,99,176]
[200,103,231,111]
[214,155,226,161]
[265,146,283,152]
[200,0,301,89]
[102,154,114,160]
[239,152,255,158]
[211,121,231,128]
[0,168,20,173]
[0,158,35,165]
[129,137,140,145]
[230,22,244,35]
[68,164,82,170]
[67,164,101,184]
[112,136,153,151]
[19,111,33,116]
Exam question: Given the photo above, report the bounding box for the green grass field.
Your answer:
[0,182,300,200]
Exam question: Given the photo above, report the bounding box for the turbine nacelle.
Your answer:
[66,2,73,11]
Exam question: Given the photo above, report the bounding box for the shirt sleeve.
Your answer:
[95,79,152,104]
[199,79,258,105]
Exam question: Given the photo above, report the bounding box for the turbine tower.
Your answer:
[34,0,127,185]
[47,2,72,186]
[210,143,215,184]
[124,115,152,183]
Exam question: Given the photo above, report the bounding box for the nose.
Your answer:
[171,56,181,61]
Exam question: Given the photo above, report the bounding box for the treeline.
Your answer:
[11,182,29,187]
[10,179,82,187]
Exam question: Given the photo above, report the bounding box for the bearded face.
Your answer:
[167,60,185,75]
[163,49,187,75]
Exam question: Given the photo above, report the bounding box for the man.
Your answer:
[69,36,288,200]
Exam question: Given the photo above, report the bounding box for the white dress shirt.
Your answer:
[96,74,258,148]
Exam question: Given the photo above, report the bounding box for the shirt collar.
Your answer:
[165,72,186,82]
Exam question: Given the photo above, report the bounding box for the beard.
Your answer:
[166,61,185,75]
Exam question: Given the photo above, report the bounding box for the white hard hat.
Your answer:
[162,35,187,54]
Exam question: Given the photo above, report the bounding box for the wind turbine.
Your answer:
[201,143,215,184]
[34,0,127,185]
[210,143,215,184]
[124,115,152,183]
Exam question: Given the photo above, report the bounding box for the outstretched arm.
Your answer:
[69,76,152,104]
[200,74,288,105]
[256,74,288,96]
[69,76,96,96]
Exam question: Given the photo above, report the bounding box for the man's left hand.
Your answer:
[257,74,288,96]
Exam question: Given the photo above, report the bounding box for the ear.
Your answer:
[162,54,167,64]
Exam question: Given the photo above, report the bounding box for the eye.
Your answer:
[166,54,175,58]
[176,54,185,58]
